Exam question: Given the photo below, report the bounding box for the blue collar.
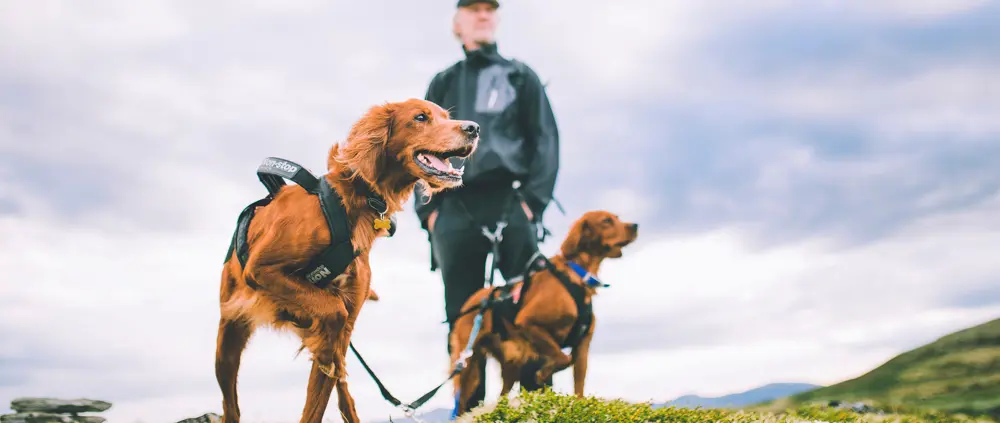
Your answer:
[566,261,609,288]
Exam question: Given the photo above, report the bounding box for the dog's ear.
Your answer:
[327,143,341,173]
[340,103,395,184]
[561,219,593,257]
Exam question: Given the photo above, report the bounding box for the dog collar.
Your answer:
[344,166,397,237]
[566,261,608,288]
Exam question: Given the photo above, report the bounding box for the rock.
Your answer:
[0,412,105,423]
[827,400,883,415]
[9,398,111,415]
[174,413,220,423]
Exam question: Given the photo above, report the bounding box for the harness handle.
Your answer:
[256,157,320,195]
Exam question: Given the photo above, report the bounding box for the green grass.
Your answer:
[454,388,994,423]
[446,317,1000,422]
[781,317,1000,420]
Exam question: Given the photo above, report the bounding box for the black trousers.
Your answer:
[429,184,540,411]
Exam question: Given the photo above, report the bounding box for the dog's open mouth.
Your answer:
[613,240,632,248]
[414,145,474,181]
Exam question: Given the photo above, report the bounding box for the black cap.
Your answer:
[456,0,499,8]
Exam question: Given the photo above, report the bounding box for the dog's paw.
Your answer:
[535,369,547,385]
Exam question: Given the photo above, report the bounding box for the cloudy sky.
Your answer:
[2,1,1000,422]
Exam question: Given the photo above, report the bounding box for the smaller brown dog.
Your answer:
[448,210,639,415]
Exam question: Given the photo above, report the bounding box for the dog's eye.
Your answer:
[414,113,428,122]
[603,217,614,225]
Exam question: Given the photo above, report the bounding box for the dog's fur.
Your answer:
[448,211,639,416]
[215,98,479,423]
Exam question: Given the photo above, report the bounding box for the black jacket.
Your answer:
[414,43,560,229]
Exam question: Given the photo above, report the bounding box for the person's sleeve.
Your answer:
[414,72,446,230]
[519,65,560,221]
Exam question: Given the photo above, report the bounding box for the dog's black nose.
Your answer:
[629,223,639,231]
[462,122,480,137]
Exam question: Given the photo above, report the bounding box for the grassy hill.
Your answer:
[377,383,820,422]
[455,388,992,423]
[767,316,1000,420]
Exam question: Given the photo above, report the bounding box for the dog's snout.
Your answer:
[461,121,480,138]
[629,223,639,232]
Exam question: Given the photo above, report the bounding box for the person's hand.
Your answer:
[521,201,534,221]
[427,209,439,232]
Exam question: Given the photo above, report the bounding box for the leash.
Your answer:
[451,182,522,287]
[347,341,454,421]
[348,293,496,421]
[348,184,565,418]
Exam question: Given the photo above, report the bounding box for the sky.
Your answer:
[2,1,1000,422]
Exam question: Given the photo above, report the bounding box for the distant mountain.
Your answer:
[783,316,1000,419]
[655,382,821,409]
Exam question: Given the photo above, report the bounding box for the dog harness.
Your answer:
[224,156,397,289]
[451,250,607,351]
[445,251,606,420]
[518,251,606,349]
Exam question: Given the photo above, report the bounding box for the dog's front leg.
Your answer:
[499,363,520,397]
[242,261,348,423]
[300,356,340,423]
[297,302,350,423]
[216,317,254,423]
[520,324,573,386]
[571,320,595,397]
[331,285,369,423]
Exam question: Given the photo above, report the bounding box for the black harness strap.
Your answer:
[559,274,593,349]
[301,177,358,288]
[225,197,273,267]
[520,252,595,349]
[489,283,524,340]
[444,250,597,349]
[225,157,395,290]
[257,157,321,196]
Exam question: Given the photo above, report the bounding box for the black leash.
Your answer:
[451,183,521,287]
[347,183,566,418]
[348,291,502,419]
[348,341,461,419]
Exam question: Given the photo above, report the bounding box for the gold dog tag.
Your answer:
[373,216,391,231]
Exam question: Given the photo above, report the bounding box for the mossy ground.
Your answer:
[452,388,996,423]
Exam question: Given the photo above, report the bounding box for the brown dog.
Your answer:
[215,98,479,423]
[448,210,639,415]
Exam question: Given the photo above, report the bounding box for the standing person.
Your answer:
[414,0,560,414]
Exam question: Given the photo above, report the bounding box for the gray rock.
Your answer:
[9,398,111,414]
[0,412,105,423]
[174,413,220,423]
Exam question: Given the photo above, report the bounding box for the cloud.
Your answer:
[2,1,999,423]
[590,192,1000,355]
[570,2,1000,244]
[0,212,455,422]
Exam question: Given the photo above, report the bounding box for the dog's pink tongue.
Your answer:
[420,153,450,172]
